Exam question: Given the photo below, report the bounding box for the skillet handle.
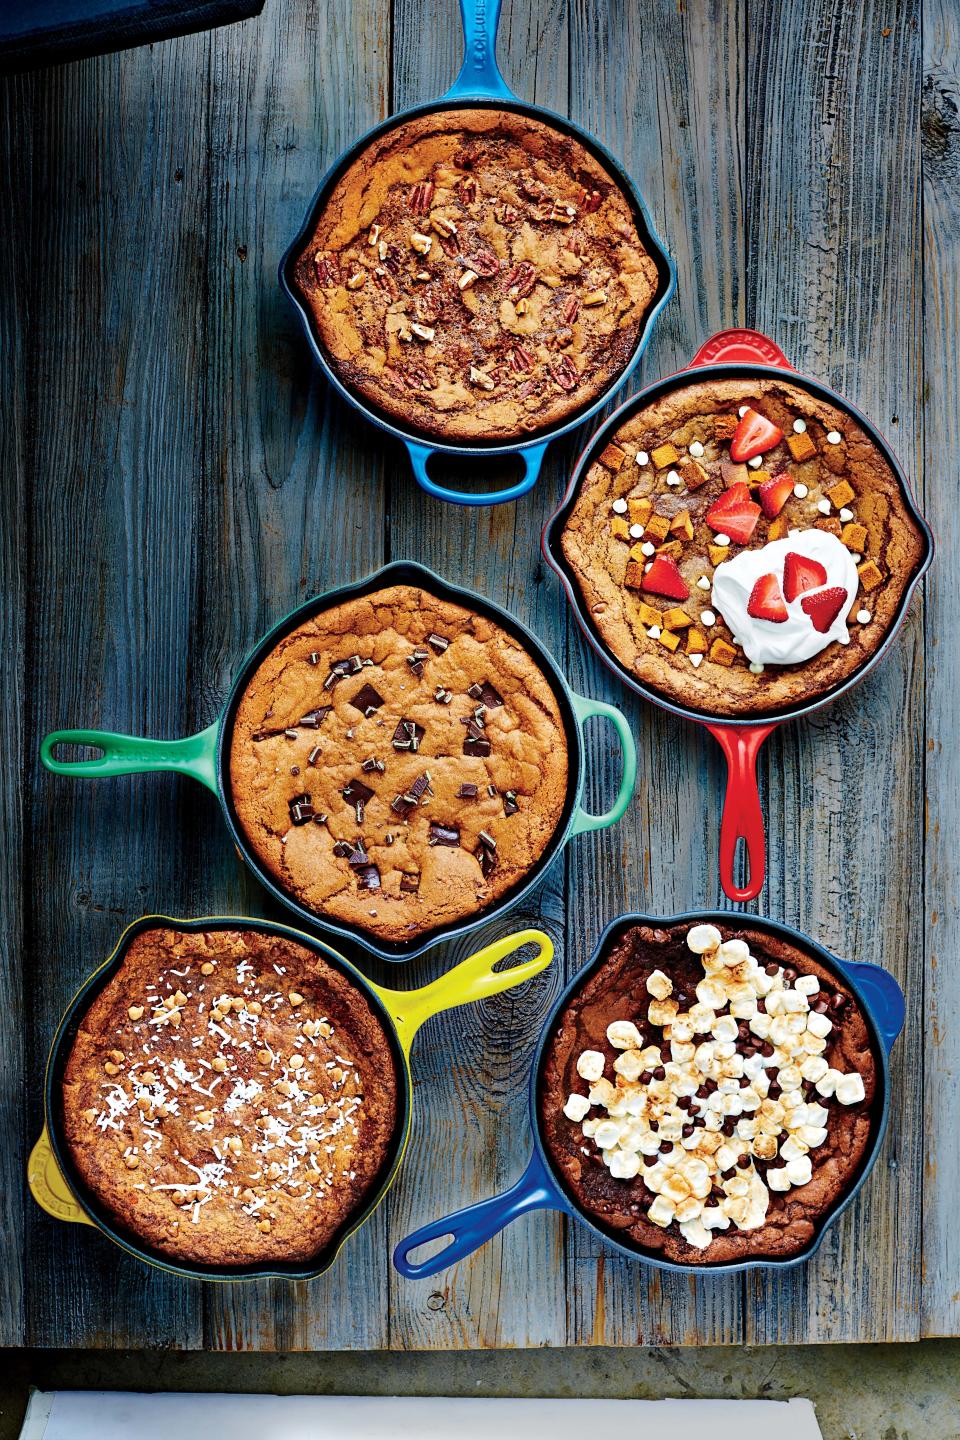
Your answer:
[393,1148,566,1279]
[28,1128,94,1227]
[688,328,794,370]
[375,928,554,1056]
[568,691,637,835]
[40,722,220,794]
[405,440,548,506]
[835,960,905,1055]
[445,0,514,101]
[705,722,779,902]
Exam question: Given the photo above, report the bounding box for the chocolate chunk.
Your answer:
[400,872,420,894]
[356,864,381,892]
[361,757,385,774]
[468,680,504,708]
[288,792,314,825]
[428,822,460,847]
[457,783,479,799]
[503,789,519,816]
[299,706,332,729]
[392,718,425,752]
[426,633,449,653]
[350,683,384,716]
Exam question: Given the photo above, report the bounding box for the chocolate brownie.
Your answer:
[61,927,399,1267]
[294,108,659,442]
[229,584,569,942]
[540,921,878,1264]
[560,376,926,717]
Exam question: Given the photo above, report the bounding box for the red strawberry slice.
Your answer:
[704,482,762,545]
[747,573,788,623]
[782,551,828,602]
[800,586,849,633]
[641,553,690,601]
[729,408,784,462]
[758,471,794,519]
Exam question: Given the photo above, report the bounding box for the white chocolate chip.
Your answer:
[576,1049,605,1082]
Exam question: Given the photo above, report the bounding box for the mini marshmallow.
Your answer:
[718,938,751,966]
[646,968,674,1000]
[687,923,723,955]
[563,1093,591,1122]
[607,1019,643,1050]
[785,1155,813,1186]
[609,1149,641,1180]
[576,1049,605,1082]
[835,1071,866,1105]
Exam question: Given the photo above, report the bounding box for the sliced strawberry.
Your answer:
[782,551,828,602]
[641,553,690,601]
[800,586,849,633]
[758,471,794,519]
[747,573,788,623]
[704,482,762,545]
[729,408,784,462]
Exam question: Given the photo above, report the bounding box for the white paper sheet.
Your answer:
[21,1390,822,1440]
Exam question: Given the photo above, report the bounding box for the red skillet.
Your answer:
[542,328,933,902]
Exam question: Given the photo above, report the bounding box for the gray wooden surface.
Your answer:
[0,0,953,1348]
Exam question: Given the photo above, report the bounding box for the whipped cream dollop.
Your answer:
[711,530,858,667]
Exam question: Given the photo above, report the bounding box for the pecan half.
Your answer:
[550,355,579,391]
[505,261,537,298]
[409,180,435,214]
[313,252,339,286]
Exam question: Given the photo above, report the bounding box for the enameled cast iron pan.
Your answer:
[28,915,553,1282]
[40,561,637,963]
[278,0,675,507]
[393,910,904,1280]
[542,328,934,902]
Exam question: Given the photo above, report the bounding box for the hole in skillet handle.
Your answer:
[405,440,548,506]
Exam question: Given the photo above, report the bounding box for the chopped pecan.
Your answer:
[469,249,499,277]
[409,180,435,214]
[313,252,339,286]
[550,355,579,391]
[505,261,537,298]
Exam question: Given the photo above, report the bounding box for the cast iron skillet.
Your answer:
[40,561,637,963]
[28,914,553,1282]
[393,909,904,1279]
[542,328,934,901]
[278,0,675,507]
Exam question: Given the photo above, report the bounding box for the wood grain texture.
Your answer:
[921,0,960,1340]
[744,0,925,1343]
[0,0,948,1348]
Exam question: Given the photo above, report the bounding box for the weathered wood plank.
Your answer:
[197,0,392,1351]
[745,0,925,1343]
[0,69,31,1351]
[562,0,747,1347]
[385,0,572,1351]
[17,35,211,1346]
[921,0,960,1340]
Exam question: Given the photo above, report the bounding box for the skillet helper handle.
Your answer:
[705,723,779,903]
[28,1128,94,1227]
[405,440,548,507]
[569,691,637,835]
[836,960,905,1055]
[393,1148,564,1279]
[377,928,554,1055]
[688,328,795,370]
[40,722,220,794]
[447,0,514,101]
